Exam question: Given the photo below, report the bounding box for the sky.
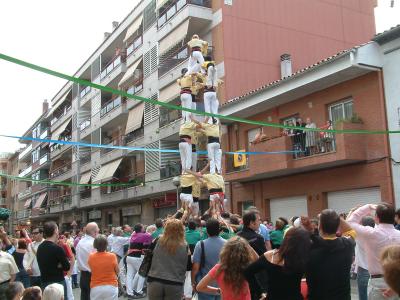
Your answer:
[0,0,399,154]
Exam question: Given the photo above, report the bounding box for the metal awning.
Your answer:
[159,82,180,102]
[124,15,143,44]
[24,198,32,208]
[118,58,143,88]
[33,193,47,209]
[159,19,189,55]
[93,159,123,183]
[79,172,91,184]
[156,0,169,11]
[47,92,70,117]
[50,118,71,142]
[125,103,145,134]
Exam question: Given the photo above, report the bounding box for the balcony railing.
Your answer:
[19,165,32,177]
[125,127,145,144]
[100,56,122,81]
[159,45,188,77]
[40,129,49,140]
[160,162,181,179]
[39,153,50,166]
[101,136,126,154]
[100,173,145,194]
[159,106,182,127]
[80,86,91,98]
[18,187,32,200]
[49,194,72,211]
[80,154,91,166]
[100,96,122,118]
[157,0,212,28]
[50,163,72,179]
[126,78,144,96]
[16,209,31,219]
[50,106,72,126]
[49,136,71,152]
[80,189,91,200]
[127,36,143,57]
[19,144,33,160]
[80,118,91,131]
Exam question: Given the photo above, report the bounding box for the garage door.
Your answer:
[270,196,308,223]
[328,187,381,214]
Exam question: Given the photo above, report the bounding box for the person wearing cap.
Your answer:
[202,57,223,124]
[187,34,208,74]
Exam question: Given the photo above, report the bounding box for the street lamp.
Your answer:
[172,176,180,210]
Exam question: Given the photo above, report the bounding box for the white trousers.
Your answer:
[183,271,192,298]
[204,91,219,124]
[126,256,143,296]
[187,51,204,74]
[65,276,74,300]
[368,277,399,300]
[207,142,222,174]
[191,202,200,217]
[180,93,192,123]
[132,272,146,294]
[90,285,118,300]
[179,142,192,172]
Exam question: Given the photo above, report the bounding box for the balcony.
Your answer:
[50,136,72,158]
[80,86,94,107]
[159,46,188,78]
[160,163,181,180]
[49,194,72,213]
[18,187,32,200]
[127,36,143,58]
[39,153,50,166]
[80,86,91,99]
[125,127,145,145]
[19,144,33,160]
[224,123,367,182]
[80,189,91,200]
[50,163,72,180]
[157,0,212,29]
[40,129,49,140]
[100,56,126,87]
[51,106,72,129]
[31,183,50,194]
[100,173,145,195]
[80,118,91,131]
[19,165,32,177]
[16,209,31,219]
[100,96,122,118]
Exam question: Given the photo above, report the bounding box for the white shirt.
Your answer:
[76,235,95,272]
[110,236,129,258]
[355,239,369,270]
[107,234,115,251]
[23,239,44,277]
[0,251,19,282]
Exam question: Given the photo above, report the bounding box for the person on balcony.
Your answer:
[191,116,222,175]
[305,117,317,156]
[318,120,334,153]
[179,121,198,174]
[187,34,208,75]
[202,57,223,124]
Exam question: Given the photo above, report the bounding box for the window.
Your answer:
[32,148,40,163]
[247,128,261,144]
[329,99,353,125]
[241,201,254,214]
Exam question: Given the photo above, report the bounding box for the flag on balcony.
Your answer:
[233,150,247,167]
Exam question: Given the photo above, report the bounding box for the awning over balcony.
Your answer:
[93,159,123,183]
[125,103,145,134]
[159,19,189,55]
[24,198,32,208]
[33,193,47,209]
[156,0,169,11]
[47,92,69,117]
[118,58,142,88]
[159,82,180,102]
[124,15,143,45]
[79,172,91,184]
[50,118,71,142]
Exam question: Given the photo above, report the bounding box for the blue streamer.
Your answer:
[0,134,302,155]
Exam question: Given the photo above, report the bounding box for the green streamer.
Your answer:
[0,52,398,134]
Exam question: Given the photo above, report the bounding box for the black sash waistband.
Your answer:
[204,87,216,92]
[192,144,196,152]
[193,197,199,203]
[181,186,193,194]
[180,89,192,94]
[209,188,223,193]
[208,137,220,143]
[192,47,201,52]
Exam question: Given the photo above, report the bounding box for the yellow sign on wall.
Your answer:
[233,150,247,167]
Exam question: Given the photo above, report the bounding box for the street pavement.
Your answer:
[73,279,360,299]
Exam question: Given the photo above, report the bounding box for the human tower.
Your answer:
[177,34,225,218]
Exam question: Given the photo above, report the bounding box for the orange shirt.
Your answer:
[88,252,118,288]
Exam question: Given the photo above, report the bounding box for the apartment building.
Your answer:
[219,42,394,221]
[373,25,400,209]
[12,0,377,230]
[0,153,11,209]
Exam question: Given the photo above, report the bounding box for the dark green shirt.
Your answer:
[185,229,202,246]
[151,227,164,239]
